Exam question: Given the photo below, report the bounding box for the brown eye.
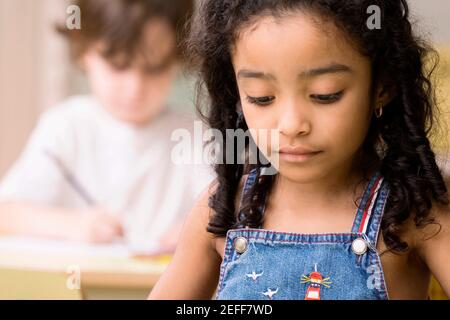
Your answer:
[310,91,344,104]
[246,95,275,106]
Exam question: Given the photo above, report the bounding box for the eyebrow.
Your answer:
[237,70,276,81]
[299,64,352,78]
[236,63,352,81]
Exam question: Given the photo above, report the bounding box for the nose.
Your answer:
[278,99,311,138]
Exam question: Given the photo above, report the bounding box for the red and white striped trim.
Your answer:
[358,176,384,234]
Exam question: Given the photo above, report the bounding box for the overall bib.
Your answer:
[216,169,390,300]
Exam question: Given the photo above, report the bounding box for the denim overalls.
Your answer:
[216,169,390,300]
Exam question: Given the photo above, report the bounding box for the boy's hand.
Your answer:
[70,207,124,244]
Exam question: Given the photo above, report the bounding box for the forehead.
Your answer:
[140,19,176,57]
[231,12,367,75]
[100,18,177,69]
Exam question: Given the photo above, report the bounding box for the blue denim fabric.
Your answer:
[216,169,390,300]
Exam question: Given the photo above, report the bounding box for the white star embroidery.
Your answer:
[246,271,264,281]
[261,288,278,299]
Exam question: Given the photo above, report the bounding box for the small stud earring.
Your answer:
[375,105,383,118]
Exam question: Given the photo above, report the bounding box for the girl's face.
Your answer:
[232,12,375,182]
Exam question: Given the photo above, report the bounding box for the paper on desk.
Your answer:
[0,236,172,275]
[0,236,171,259]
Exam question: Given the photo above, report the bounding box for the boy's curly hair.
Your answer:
[186,0,449,253]
[57,0,194,66]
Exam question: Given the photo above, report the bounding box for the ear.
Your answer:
[375,80,397,111]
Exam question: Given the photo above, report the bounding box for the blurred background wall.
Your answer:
[0,0,449,177]
[0,0,70,176]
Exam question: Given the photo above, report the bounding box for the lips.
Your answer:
[278,146,321,155]
[276,146,322,163]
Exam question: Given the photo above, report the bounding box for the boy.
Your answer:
[0,0,213,252]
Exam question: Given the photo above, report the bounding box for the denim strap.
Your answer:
[351,170,389,246]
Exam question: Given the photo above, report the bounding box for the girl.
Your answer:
[149,0,450,299]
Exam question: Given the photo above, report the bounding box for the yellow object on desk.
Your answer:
[0,268,83,300]
[430,276,448,300]
[0,236,172,300]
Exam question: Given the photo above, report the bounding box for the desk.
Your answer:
[0,236,171,299]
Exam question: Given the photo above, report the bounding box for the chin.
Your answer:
[277,162,323,183]
[115,111,154,126]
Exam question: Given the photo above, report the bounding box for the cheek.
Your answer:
[320,100,372,155]
[241,104,281,163]
[143,74,173,100]
[141,64,177,101]
[242,104,278,131]
[87,66,122,99]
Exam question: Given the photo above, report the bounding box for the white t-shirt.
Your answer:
[0,95,215,250]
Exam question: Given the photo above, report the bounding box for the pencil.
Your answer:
[44,149,96,206]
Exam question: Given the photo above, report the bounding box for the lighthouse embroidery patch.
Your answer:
[300,264,332,300]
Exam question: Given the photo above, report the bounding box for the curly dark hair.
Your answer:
[186,0,449,253]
